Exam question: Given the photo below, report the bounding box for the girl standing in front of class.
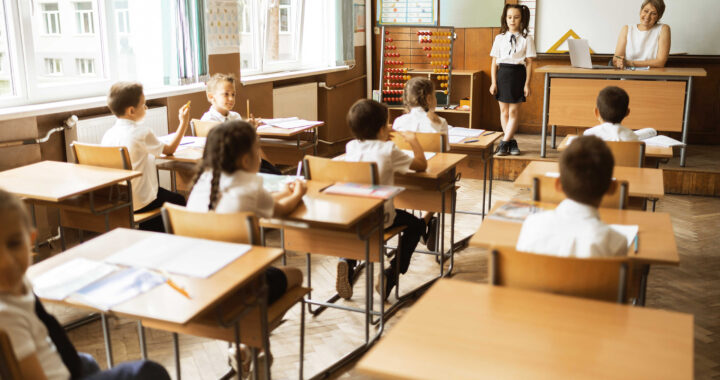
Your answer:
[489,4,535,156]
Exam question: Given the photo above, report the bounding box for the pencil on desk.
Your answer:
[166,277,191,299]
[634,235,639,254]
[246,99,250,119]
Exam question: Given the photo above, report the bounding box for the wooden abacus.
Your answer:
[379,26,456,107]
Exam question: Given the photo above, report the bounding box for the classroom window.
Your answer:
[0,0,12,97]
[76,58,95,75]
[41,3,62,35]
[44,58,63,75]
[114,1,130,35]
[241,0,338,76]
[74,1,95,35]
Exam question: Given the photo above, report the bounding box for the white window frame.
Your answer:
[44,58,62,75]
[40,2,61,35]
[74,1,96,35]
[256,0,306,74]
[239,0,251,34]
[278,0,291,34]
[76,58,95,75]
[114,1,129,35]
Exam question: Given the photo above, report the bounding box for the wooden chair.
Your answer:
[159,203,309,378]
[0,330,22,380]
[532,175,630,209]
[303,155,409,303]
[70,142,162,230]
[489,246,629,303]
[605,140,646,167]
[391,131,447,152]
[190,119,220,137]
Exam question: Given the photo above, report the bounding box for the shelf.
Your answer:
[404,69,477,76]
[387,106,471,114]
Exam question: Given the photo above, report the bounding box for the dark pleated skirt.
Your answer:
[495,63,527,103]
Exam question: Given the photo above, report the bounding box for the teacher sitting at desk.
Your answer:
[613,0,671,69]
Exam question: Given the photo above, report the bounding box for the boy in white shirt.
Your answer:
[338,99,429,301]
[201,73,281,174]
[516,136,628,258]
[0,189,170,380]
[101,82,189,231]
[583,86,639,142]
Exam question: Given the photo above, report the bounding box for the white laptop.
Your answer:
[568,39,609,69]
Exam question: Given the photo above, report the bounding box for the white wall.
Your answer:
[535,0,720,55]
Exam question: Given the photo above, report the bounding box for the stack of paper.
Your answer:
[323,182,404,199]
[609,224,639,248]
[73,267,165,311]
[258,173,297,193]
[488,201,542,223]
[642,135,684,147]
[32,258,118,301]
[401,150,436,160]
[105,234,251,278]
[449,127,485,137]
[262,117,323,130]
[159,134,206,149]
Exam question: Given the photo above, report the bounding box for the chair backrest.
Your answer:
[0,330,22,380]
[489,247,628,303]
[191,119,220,138]
[390,131,447,152]
[532,176,629,210]
[303,155,379,185]
[162,203,259,245]
[71,142,131,170]
[605,140,646,167]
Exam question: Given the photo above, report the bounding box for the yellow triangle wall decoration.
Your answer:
[546,29,595,54]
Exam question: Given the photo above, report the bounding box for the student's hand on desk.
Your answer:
[289,180,307,196]
[248,114,261,128]
[613,56,626,69]
[178,103,191,125]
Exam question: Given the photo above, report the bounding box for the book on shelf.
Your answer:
[322,182,404,199]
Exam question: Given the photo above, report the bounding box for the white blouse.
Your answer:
[490,32,536,65]
[626,23,663,62]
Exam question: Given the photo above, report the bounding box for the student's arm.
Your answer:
[273,180,306,217]
[627,25,671,68]
[397,131,427,172]
[524,58,534,97]
[19,354,49,380]
[162,103,192,155]
[489,57,498,95]
[613,25,629,69]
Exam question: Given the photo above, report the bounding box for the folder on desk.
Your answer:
[323,182,404,200]
[32,258,118,301]
[72,267,165,311]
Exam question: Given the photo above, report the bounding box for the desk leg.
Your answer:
[651,198,658,212]
[638,265,650,307]
[540,73,550,158]
[101,314,114,369]
[259,281,272,380]
[551,125,557,149]
[680,77,693,167]
[172,333,181,380]
[299,299,306,380]
[489,150,494,213]
[481,151,487,219]
[137,322,147,360]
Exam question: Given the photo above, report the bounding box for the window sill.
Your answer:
[241,65,351,86]
[0,83,206,122]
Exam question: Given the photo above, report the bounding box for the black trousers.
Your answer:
[346,209,425,274]
[134,187,186,232]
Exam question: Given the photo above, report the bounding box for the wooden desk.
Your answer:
[558,134,674,159]
[356,279,693,380]
[514,161,664,200]
[449,132,504,218]
[535,65,707,166]
[27,228,282,375]
[0,161,140,202]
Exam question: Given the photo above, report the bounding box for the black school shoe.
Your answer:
[336,259,354,299]
[509,139,521,155]
[375,267,398,301]
[423,216,438,252]
[495,140,509,156]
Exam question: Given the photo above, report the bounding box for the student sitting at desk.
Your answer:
[583,86,639,142]
[201,73,281,175]
[516,136,628,257]
[391,77,447,250]
[101,82,188,232]
[0,189,171,380]
[337,99,428,301]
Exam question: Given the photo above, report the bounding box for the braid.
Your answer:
[208,167,222,210]
[521,5,530,38]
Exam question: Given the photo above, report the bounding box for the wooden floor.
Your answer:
[47,178,720,380]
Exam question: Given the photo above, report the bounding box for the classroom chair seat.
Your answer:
[0,329,22,380]
[391,131,447,153]
[490,246,629,303]
[532,176,630,210]
[605,140,646,167]
[190,119,218,138]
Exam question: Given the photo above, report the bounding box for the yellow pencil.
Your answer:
[246,99,250,118]
[185,100,191,108]
[166,278,191,299]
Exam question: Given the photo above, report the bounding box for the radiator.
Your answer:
[64,106,171,188]
[272,83,318,120]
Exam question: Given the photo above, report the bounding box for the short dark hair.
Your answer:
[347,99,388,140]
[641,0,665,21]
[596,86,629,124]
[107,82,144,116]
[0,188,32,229]
[559,136,614,206]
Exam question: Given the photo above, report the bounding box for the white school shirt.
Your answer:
[516,199,628,258]
[584,122,639,142]
[392,107,450,151]
[626,23,663,62]
[101,118,164,210]
[201,107,242,122]
[490,32,536,65]
[0,277,70,380]
[186,169,275,218]
[344,139,413,227]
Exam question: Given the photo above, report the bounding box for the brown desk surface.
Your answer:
[0,161,141,202]
[162,147,204,163]
[558,134,674,159]
[515,161,664,199]
[398,152,467,179]
[536,65,707,77]
[449,131,504,151]
[27,228,283,325]
[470,201,678,265]
[356,279,693,380]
